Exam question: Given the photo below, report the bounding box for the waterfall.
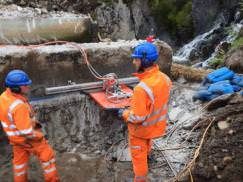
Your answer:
[173,24,221,63]
[173,21,242,68]
[202,23,243,67]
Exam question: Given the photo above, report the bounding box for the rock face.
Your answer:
[192,0,240,35]
[96,0,157,40]
[224,46,243,73]
[96,0,135,40]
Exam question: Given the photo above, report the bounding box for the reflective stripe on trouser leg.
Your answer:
[38,141,59,182]
[129,135,149,178]
[13,145,29,182]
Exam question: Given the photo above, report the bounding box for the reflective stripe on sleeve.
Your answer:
[15,170,26,177]
[128,104,167,124]
[7,99,24,123]
[128,114,147,123]
[6,127,33,136]
[42,159,56,167]
[14,163,27,170]
[44,167,56,174]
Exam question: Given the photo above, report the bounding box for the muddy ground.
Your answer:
[0,81,204,182]
[191,94,243,182]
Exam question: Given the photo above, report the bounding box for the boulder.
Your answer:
[224,46,243,73]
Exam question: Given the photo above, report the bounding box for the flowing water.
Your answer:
[173,23,242,67]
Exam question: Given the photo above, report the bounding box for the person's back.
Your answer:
[0,88,31,144]
[0,70,59,182]
[127,64,171,139]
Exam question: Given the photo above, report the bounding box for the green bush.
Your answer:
[208,49,225,68]
[149,0,193,34]
[231,37,243,50]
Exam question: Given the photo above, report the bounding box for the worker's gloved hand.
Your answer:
[31,131,44,142]
[118,108,125,118]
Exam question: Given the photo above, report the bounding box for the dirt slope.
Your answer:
[192,94,243,182]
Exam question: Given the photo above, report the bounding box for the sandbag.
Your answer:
[232,85,241,92]
[207,67,235,83]
[208,80,234,94]
[193,90,220,101]
[231,74,243,87]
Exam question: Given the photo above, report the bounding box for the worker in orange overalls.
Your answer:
[118,42,172,181]
[0,70,59,182]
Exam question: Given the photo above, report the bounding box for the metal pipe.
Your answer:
[45,77,139,95]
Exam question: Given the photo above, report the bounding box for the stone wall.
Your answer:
[31,93,125,153]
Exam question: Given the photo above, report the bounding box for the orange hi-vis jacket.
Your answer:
[123,64,172,139]
[0,88,42,145]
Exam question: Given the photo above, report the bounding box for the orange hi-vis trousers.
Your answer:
[12,139,59,182]
[129,134,152,182]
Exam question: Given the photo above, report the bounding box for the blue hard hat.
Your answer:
[5,70,32,87]
[131,42,158,67]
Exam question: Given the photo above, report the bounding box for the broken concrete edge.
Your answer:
[0,4,90,18]
[0,4,98,44]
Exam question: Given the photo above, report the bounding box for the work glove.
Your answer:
[33,130,44,141]
[118,108,125,118]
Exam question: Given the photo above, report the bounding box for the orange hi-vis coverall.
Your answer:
[0,88,59,182]
[122,64,172,181]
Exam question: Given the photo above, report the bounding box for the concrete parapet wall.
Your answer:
[0,40,173,93]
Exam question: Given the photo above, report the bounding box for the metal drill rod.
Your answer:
[45,77,139,95]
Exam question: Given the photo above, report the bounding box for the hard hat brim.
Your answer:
[131,54,143,59]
